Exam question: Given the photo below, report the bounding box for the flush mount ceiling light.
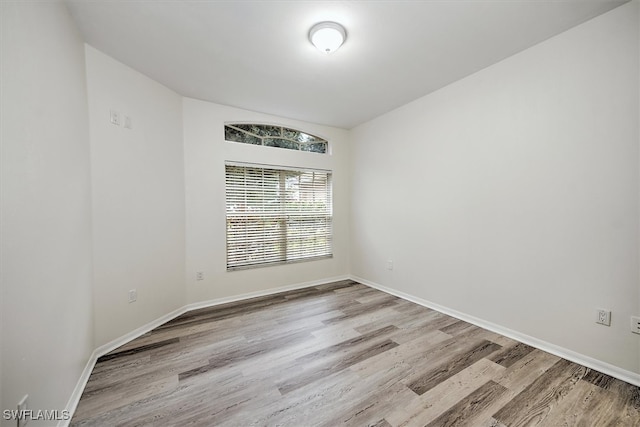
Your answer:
[309,22,346,54]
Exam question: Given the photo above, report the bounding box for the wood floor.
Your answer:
[72,280,640,426]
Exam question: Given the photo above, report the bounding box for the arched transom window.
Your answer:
[224,123,328,154]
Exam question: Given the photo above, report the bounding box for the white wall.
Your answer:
[2,4,638,423]
[637,0,640,372]
[85,47,186,347]
[183,99,350,303]
[350,2,640,374]
[0,1,94,424]
[637,0,640,371]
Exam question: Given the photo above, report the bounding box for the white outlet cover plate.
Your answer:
[631,316,640,334]
[110,109,120,125]
[596,308,611,326]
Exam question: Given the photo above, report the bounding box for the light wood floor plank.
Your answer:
[425,380,508,427]
[492,358,589,426]
[71,281,640,426]
[386,359,506,427]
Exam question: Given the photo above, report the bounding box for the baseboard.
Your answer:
[58,304,188,427]
[95,306,190,358]
[58,349,98,427]
[185,275,351,312]
[63,273,638,426]
[352,275,640,387]
[59,275,350,426]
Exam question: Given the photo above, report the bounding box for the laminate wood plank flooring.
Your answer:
[71,280,640,426]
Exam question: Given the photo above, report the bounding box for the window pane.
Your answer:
[301,142,327,153]
[225,126,261,145]
[225,124,327,154]
[282,127,323,144]
[233,124,282,138]
[225,164,332,270]
[263,138,299,150]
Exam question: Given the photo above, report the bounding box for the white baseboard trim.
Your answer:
[59,275,350,426]
[95,306,190,358]
[58,349,98,427]
[184,275,351,312]
[58,305,189,427]
[351,275,640,388]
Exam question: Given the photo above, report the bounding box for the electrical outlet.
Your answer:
[110,109,121,126]
[631,316,640,334]
[128,289,137,303]
[596,308,611,326]
[196,272,204,281]
[17,394,28,427]
[386,260,394,271]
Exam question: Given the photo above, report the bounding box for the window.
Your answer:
[225,163,333,270]
[225,123,328,154]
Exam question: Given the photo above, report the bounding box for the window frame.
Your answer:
[225,162,333,271]
[224,123,329,154]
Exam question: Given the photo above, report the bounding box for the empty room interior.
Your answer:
[2,0,640,425]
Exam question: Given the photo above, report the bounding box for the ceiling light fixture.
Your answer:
[309,22,346,54]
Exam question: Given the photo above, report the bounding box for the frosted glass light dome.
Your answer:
[309,22,346,54]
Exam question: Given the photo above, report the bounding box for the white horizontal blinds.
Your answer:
[283,169,332,261]
[225,164,332,269]
[226,165,283,268]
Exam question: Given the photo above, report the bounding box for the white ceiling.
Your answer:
[66,0,627,129]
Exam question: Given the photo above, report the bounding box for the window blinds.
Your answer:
[225,164,333,270]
